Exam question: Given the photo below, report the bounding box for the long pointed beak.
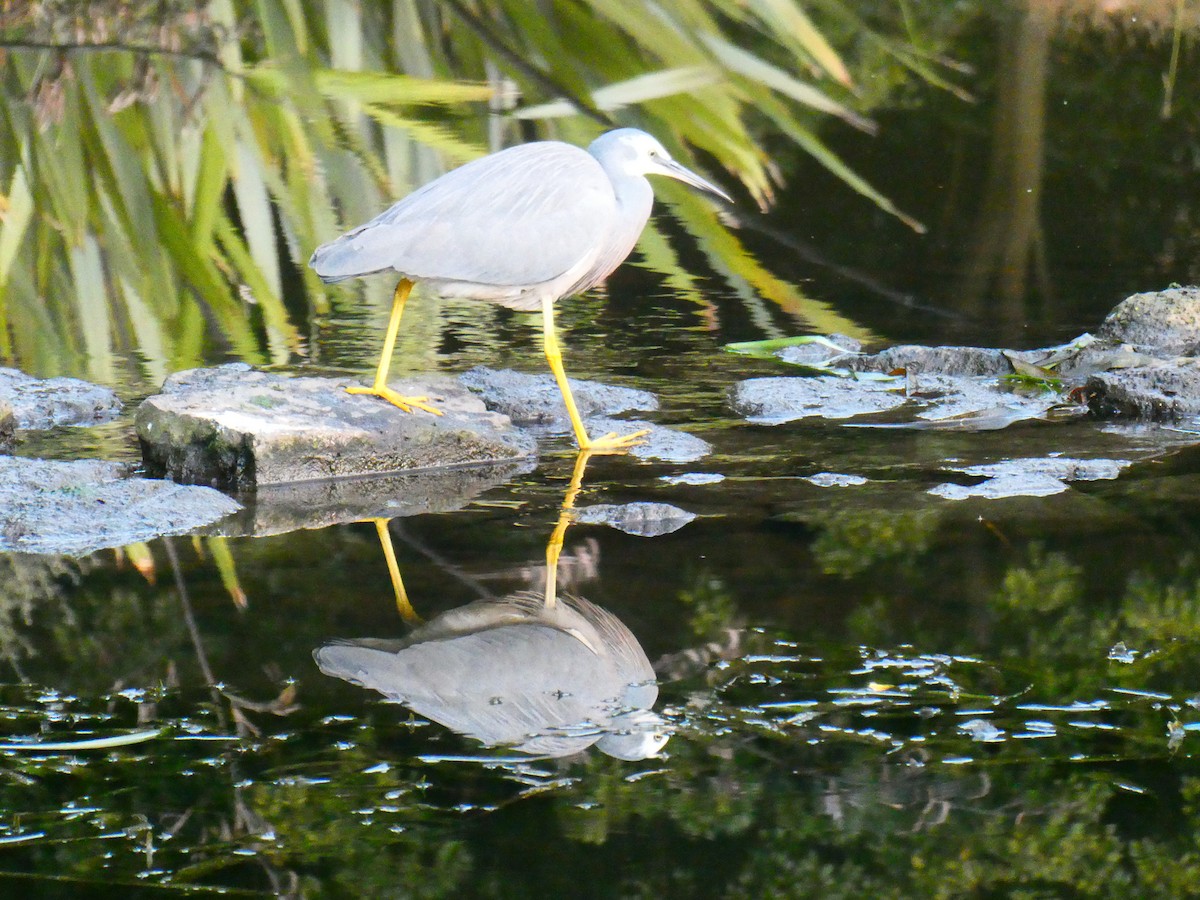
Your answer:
[653,157,734,204]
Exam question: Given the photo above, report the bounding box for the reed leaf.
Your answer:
[517,66,721,119]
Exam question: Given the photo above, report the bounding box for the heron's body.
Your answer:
[309,128,729,451]
[312,141,653,311]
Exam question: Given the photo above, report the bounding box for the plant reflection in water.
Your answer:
[314,452,670,760]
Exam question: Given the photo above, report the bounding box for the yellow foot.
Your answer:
[346,384,443,416]
[579,429,651,454]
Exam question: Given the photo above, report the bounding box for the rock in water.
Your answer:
[0,400,13,449]
[0,368,122,429]
[459,366,658,425]
[137,365,536,490]
[0,457,240,556]
[1097,287,1200,356]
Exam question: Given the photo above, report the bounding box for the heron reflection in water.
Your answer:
[313,452,669,760]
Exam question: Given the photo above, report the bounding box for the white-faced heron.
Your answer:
[309,128,731,453]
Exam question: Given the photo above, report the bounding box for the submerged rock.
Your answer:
[729,376,907,424]
[583,416,711,463]
[460,366,657,425]
[136,365,536,490]
[732,367,1065,431]
[804,473,868,488]
[960,457,1131,482]
[659,472,726,486]
[930,474,1072,501]
[461,366,709,461]
[774,334,862,366]
[906,374,1065,429]
[0,457,240,556]
[0,367,122,429]
[574,502,697,537]
[930,456,1132,501]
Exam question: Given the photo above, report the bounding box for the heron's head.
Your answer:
[590,128,732,203]
[595,708,672,760]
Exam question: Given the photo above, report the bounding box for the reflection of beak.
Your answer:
[653,157,734,204]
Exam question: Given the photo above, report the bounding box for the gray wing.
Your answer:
[314,625,613,756]
[310,142,616,287]
[565,595,656,704]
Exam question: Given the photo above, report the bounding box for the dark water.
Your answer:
[4,8,1200,898]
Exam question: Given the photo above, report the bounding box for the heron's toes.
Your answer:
[347,385,444,416]
[581,429,650,454]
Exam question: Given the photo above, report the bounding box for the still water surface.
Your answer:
[4,7,1200,897]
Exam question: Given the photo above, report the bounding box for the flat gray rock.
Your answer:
[1086,365,1200,421]
[0,400,13,449]
[460,366,657,425]
[1097,287,1200,356]
[659,472,726,486]
[733,365,1070,431]
[729,376,906,424]
[0,368,122,429]
[460,367,709,460]
[574,502,697,537]
[901,374,1064,429]
[136,365,536,490]
[804,472,868,487]
[930,456,1132,501]
[957,457,1131,482]
[583,416,711,463]
[737,290,1200,426]
[0,457,241,556]
[930,474,1071,500]
[845,345,1037,378]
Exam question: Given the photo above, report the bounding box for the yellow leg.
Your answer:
[541,297,648,453]
[373,519,421,625]
[544,449,592,609]
[347,279,443,416]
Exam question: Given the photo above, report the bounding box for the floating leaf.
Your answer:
[725,334,857,359]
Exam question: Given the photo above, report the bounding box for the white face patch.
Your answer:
[627,136,673,176]
[602,132,672,177]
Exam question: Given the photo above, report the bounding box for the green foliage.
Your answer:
[0,0,958,387]
[677,571,739,639]
[1001,372,1065,392]
[811,509,937,578]
[1122,555,1200,642]
[0,554,82,664]
[994,543,1083,615]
